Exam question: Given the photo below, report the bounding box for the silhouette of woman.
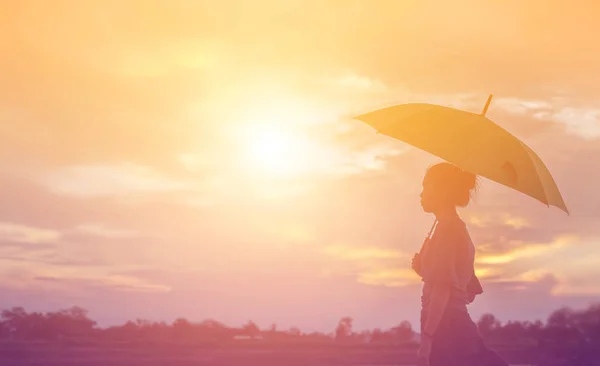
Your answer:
[411,163,509,366]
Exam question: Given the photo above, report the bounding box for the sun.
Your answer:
[243,123,313,178]
[224,88,343,181]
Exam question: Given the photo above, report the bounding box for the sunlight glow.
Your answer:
[244,123,314,178]
[183,86,403,202]
[232,93,334,179]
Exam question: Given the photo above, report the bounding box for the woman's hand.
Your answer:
[417,335,432,366]
[411,253,421,275]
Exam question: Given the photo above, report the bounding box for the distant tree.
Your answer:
[538,306,598,365]
[288,326,301,337]
[527,320,544,334]
[196,318,231,341]
[1,307,28,338]
[242,321,260,337]
[135,318,152,328]
[357,329,371,343]
[335,316,353,341]
[173,318,191,328]
[477,313,501,339]
[198,319,226,329]
[370,328,384,343]
[48,306,96,338]
[172,318,191,339]
[547,307,574,328]
[496,320,528,342]
[390,321,413,341]
[574,304,600,344]
[0,306,96,340]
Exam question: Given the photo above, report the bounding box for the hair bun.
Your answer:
[461,170,477,191]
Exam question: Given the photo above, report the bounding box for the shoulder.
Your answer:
[433,219,472,250]
[434,217,468,237]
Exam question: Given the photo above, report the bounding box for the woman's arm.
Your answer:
[422,284,451,337]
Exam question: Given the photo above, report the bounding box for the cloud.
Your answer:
[0,222,60,244]
[475,235,600,298]
[549,107,600,139]
[251,220,316,245]
[357,268,418,287]
[489,96,600,140]
[321,244,418,287]
[34,275,171,294]
[40,164,193,198]
[114,39,226,78]
[74,223,140,239]
[0,253,106,268]
[477,235,578,265]
[466,212,532,230]
[553,283,600,296]
[475,269,502,283]
[329,72,388,93]
[322,244,405,261]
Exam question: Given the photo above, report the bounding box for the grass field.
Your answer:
[0,342,542,366]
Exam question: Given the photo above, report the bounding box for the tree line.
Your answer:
[0,303,598,360]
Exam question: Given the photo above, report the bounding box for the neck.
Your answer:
[434,207,459,221]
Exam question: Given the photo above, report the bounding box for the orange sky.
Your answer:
[0,0,599,331]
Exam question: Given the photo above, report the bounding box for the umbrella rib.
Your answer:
[520,139,550,205]
[516,138,569,213]
[371,104,439,133]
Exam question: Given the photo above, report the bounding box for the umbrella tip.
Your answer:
[481,94,493,116]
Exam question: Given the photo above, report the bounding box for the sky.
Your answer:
[0,0,599,333]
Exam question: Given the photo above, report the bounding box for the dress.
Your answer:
[418,217,509,366]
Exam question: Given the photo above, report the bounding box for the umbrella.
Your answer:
[354,95,569,214]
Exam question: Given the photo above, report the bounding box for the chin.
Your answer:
[420,203,433,213]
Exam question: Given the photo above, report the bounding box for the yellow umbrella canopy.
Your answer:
[354,95,568,214]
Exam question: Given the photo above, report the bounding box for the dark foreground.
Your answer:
[0,341,583,366]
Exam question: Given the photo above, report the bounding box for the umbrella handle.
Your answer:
[481,94,493,116]
[417,219,438,255]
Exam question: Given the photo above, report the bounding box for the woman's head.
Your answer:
[420,162,478,214]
